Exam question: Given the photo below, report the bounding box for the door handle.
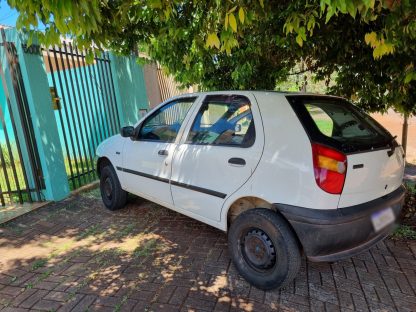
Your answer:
[158,149,169,156]
[228,157,246,166]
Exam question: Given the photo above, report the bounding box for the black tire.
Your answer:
[228,208,301,290]
[99,164,127,211]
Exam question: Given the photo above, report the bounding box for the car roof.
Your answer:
[168,90,344,101]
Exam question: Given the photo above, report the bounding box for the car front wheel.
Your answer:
[99,164,127,211]
[228,208,301,290]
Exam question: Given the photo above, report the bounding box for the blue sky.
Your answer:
[0,1,18,27]
[0,1,46,30]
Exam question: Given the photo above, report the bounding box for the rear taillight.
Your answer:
[312,143,347,194]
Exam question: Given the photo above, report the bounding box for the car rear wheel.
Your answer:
[228,208,301,290]
[100,164,127,211]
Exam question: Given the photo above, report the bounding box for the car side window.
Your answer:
[186,95,255,147]
[138,97,196,142]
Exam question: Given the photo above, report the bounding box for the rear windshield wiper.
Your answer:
[387,135,398,157]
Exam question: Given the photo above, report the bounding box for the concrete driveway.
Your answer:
[0,189,415,312]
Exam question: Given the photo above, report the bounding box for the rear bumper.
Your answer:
[276,185,405,262]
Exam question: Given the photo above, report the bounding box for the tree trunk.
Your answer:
[402,114,408,156]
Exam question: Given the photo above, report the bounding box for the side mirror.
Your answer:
[120,126,135,138]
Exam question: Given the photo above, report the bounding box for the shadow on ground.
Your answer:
[0,189,415,311]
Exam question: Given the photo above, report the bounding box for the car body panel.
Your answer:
[119,141,176,206]
[96,135,125,171]
[338,146,405,207]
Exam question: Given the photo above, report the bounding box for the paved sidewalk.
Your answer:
[404,163,416,183]
[0,189,415,312]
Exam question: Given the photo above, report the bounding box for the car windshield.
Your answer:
[288,96,394,153]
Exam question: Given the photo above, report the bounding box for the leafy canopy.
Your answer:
[6,0,416,115]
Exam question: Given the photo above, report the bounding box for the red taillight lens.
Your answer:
[312,143,347,194]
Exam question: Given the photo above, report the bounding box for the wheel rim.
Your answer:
[103,177,113,200]
[242,228,276,271]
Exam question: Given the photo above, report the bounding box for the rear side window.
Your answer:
[288,96,393,154]
[186,95,255,147]
[306,105,334,137]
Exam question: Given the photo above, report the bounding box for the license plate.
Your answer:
[371,208,395,232]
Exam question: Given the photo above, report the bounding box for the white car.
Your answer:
[96,91,405,290]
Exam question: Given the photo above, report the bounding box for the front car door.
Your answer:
[170,93,264,225]
[120,96,198,207]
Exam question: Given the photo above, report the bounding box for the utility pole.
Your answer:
[402,113,408,156]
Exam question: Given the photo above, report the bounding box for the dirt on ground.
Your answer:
[371,110,416,164]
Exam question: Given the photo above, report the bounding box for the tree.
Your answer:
[7,0,414,86]
[6,0,416,150]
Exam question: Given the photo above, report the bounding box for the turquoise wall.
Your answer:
[110,54,149,126]
[0,28,70,201]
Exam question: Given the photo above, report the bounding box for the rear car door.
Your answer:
[170,94,264,222]
[120,97,198,206]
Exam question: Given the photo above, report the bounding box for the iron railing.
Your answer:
[0,28,44,206]
[44,42,121,189]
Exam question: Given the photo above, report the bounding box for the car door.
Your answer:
[170,93,264,222]
[120,96,198,207]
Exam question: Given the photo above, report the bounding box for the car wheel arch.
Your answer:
[226,196,303,251]
[97,157,112,177]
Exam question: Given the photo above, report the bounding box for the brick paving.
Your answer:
[0,189,415,312]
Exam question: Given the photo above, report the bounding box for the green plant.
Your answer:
[400,183,416,224]
[31,259,47,270]
[133,239,158,258]
[391,225,416,240]
[77,224,103,240]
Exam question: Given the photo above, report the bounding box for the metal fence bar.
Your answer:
[91,53,111,139]
[0,106,13,205]
[45,47,76,190]
[0,35,28,203]
[57,44,84,186]
[75,47,100,155]
[9,42,44,200]
[0,146,7,205]
[62,41,90,185]
[68,42,94,182]
[103,52,121,131]
[85,57,106,143]
[95,52,117,136]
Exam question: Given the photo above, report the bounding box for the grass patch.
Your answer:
[31,259,47,270]
[391,225,416,240]
[114,223,136,239]
[81,187,101,199]
[133,238,158,258]
[77,224,103,240]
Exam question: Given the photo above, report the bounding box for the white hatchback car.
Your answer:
[96,91,405,290]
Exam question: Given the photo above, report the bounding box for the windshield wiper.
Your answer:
[387,135,398,157]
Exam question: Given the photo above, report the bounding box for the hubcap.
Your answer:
[243,229,276,270]
[103,177,113,199]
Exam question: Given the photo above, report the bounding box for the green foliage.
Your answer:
[7,0,416,114]
[31,258,47,270]
[391,225,416,240]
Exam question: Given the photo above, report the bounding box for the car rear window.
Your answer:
[287,95,395,154]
